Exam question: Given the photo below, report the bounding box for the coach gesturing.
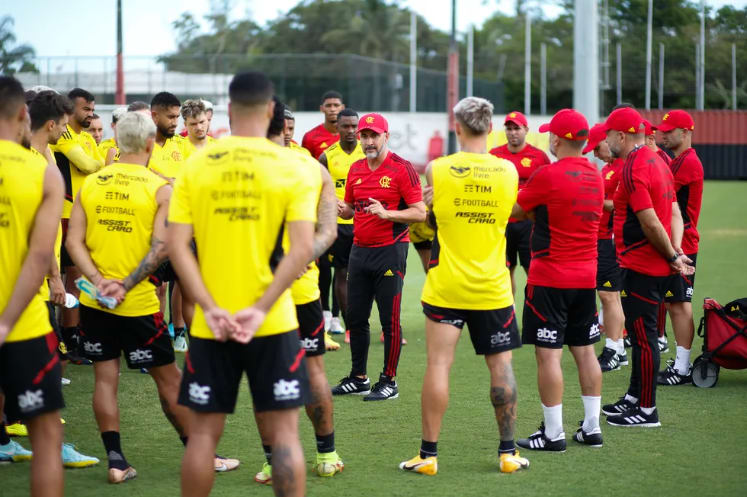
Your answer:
[331,113,426,401]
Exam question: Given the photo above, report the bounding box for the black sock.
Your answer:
[262,444,272,465]
[499,440,516,455]
[0,422,10,445]
[420,439,437,459]
[180,436,188,447]
[316,432,335,454]
[101,431,129,470]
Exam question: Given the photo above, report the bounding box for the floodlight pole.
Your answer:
[447,0,458,154]
[410,11,417,113]
[115,0,125,104]
[573,0,599,124]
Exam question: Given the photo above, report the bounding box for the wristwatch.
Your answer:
[668,253,679,263]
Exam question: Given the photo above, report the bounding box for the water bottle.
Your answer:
[64,293,79,309]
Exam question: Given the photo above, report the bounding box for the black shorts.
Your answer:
[78,305,174,369]
[664,253,697,303]
[413,240,433,251]
[506,220,532,270]
[297,299,325,357]
[46,301,68,360]
[60,218,74,268]
[330,224,354,268]
[150,261,177,286]
[422,302,521,355]
[0,332,65,421]
[522,284,600,349]
[596,238,622,292]
[179,331,309,413]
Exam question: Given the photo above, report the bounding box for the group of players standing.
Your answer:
[0,67,702,496]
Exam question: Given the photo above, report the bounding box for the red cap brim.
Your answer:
[582,140,599,155]
[538,123,551,133]
[505,118,526,127]
[358,125,387,135]
[655,122,676,132]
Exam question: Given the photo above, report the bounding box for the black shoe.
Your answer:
[572,422,603,448]
[606,406,661,428]
[658,336,669,354]
[617,348,629,366]
[623,336,631,348]
[517,423,566,452]
[657,359,692,386]
[331,376,371,396]
[363,375,398,401]
[67,352,93,366]
[602,397,636,416]
[597,347,620,372]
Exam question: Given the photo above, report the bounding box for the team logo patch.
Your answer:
[449,165,471,178]
[189,382,211,405]
[379,176,391,188]
[536,327,558,344]
[603,281,612,288]
[589,323,601,339]
[365,116,375,124]
[273,379,300,401]
[663,113,670,121]
[208,151,228,160]
[96,174,113,185]
[490,331,511,346]
[665,290,674,298]
[384,269,394,276]
[355,178,362,185]
[18,390,44,413]
[521,157,532,168]
[171,151,182,161]
[321,142,327,148]
[564,132,573,139]
[509,112,517,118]
[621,290,627,297]
[628,127,636,133]
[605,170,615,180]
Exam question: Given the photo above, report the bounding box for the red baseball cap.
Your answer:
[642,119,656,136]
[603,107,645,134]
[656,110,694,132]
[538,108,589,141]
[358,113,389,134]
[504,111,528,127]
[582,123,607,154]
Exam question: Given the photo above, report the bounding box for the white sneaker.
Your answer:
[329,317,345,334]
[61,377,71,386]
[323,310,332,332]
[173,335,188,353]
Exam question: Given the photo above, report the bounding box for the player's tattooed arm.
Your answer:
[122,185,172,291]
[311,165,338,260]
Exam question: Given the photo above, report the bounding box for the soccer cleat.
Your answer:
[108,466,137,483]
[332,376,371,396]
[62,443,100,468]
[214,455,240,472]
[597,347,620,372]
[254,462,272,484]
[61,377,71,386]
[316,451,344,477]
[517,423,566,452]
[657,359,692,386]
[572,423,603,448]
[325,332,340,351]
[0,440,33,462]
[363,376,399,401]
[623,336,632,348]
[344,330,350,344]
[602,397,636,416]
[329,317,345,334]
[606,406,661,428]
[399,455,437,475]
[658,335,669,354]
[323,310,332,332]
[499,451,529,473]
[173,333,188,353]
[617,349,629,366]
[5,423,28,437]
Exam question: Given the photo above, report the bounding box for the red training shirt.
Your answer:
[656,148,672,167]
[517,157,604,289]
[598,158,624,240]
[344,152,422,248]
[669,147,704,255]
[489,143,550,223]
[301,123,340,159]
[613,146,675,277]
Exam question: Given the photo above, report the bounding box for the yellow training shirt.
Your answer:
[168,136,319,339]
[0,140,53,342]
[182,135,216,160]
[325,141,364,225]
[286,151,322,305]
[149,135,189,181]
[421,152,518,310]
[290,141,312,157]
[98,138,117,161]
[78,163,168,316]
[52,124,104,218]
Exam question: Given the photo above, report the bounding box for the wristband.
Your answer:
[668,253,679,263]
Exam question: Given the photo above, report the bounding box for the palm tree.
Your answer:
[0,16,38,75]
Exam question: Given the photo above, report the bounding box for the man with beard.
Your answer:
[489,111,550,294]
[51,88,105,362]
[331,113,425,401]
[148,92,190,183]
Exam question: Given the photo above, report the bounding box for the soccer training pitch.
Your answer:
[4,180,747,497]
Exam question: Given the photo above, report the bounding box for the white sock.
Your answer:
[640,406,655,415]
[674,346,691,375]
[615,339,625,355]
[605,338,617,351]
[541,403,564,440]
[581,396,601,432]
[624,394,638,404]
[598,307,604,327]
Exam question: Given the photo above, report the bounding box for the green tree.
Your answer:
[0,16,38,75]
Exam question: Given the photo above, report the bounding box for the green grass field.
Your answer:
[4,180,747,497]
